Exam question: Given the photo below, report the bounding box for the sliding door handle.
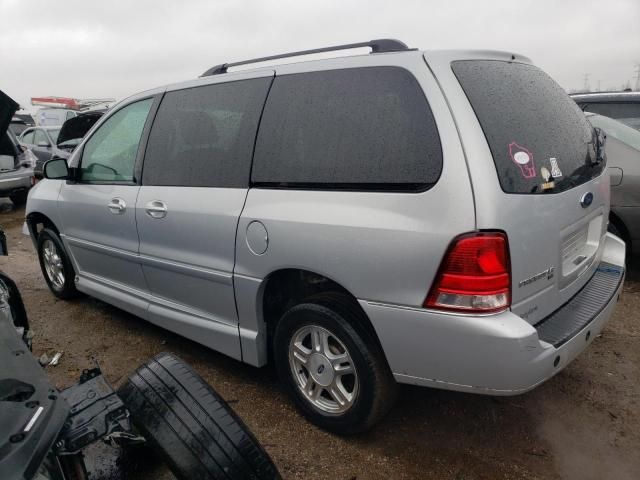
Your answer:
[145,200,168,219]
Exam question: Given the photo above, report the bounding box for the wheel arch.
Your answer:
[25,211,60,247]
[258,268,386,363]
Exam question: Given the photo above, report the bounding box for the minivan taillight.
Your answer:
[424,232,510,313]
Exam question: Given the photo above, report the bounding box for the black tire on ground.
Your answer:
[9,191,28,206]
[36,228,80,300]
[118,352,280,480]
[273,293,397,435]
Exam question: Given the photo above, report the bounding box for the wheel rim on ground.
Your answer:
[289,324,358,414]
[42,239,65,289]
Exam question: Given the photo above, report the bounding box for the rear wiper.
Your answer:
[591,127,607,166]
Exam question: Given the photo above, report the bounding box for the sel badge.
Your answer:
[550,158,563,178]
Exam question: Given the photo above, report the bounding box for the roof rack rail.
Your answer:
[200,38,411,77]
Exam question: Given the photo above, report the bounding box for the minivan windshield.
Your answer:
[452,60,603,194]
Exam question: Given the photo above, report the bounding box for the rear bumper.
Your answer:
[360,233,625,395]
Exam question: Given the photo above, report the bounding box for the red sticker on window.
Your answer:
[508,142,536,179]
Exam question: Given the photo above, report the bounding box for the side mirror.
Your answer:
[37,141,51,148]
[43,158,70,180]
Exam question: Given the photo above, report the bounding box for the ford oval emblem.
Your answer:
[580,192,594,208]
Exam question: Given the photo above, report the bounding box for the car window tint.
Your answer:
[34,129,48,146]
[252,67,442,190]
[21,130,34,144]
[142,77,272,187]
[452,60,601,195]
[80,98,153,182]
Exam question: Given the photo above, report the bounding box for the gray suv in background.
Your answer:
[572,91,640,131]
[25,40,626,433]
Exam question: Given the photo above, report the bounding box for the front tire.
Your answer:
[37,228,79,299]
[274,294,397,434]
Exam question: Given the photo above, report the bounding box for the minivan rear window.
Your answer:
[452,60,602,194]
[252,67,442,190]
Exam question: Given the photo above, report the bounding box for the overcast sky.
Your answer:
[2,0,639,111]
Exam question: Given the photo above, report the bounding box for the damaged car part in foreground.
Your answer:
[0,230,280,480]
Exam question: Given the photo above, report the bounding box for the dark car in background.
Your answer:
[55,111,103,154]
[572,91,640,131]
[18,126,62,165]
[586,112,640,254]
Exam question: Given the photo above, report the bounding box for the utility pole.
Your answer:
[634,63,640,91]
[597,80,601,92]
[583,73,590,92]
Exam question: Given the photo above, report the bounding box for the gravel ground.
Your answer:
[1,202,638,480]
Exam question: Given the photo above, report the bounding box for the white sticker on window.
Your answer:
[550,158,563,178]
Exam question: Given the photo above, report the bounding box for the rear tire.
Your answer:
[118,352,280,480]
[36,228,79,300]
[274,293,397,434]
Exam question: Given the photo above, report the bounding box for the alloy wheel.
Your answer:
[42,239,65,289]
[289,325,358,414]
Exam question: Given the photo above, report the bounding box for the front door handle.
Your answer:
[107,197,126,215]
[145,200,168,219]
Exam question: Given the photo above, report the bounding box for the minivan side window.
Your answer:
[252,67,443,190]
[142,77,272,188]
[79,98,153,183]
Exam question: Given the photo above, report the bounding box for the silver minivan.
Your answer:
[25,40,626,433]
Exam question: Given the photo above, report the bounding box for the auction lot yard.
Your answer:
[1,203,638,480]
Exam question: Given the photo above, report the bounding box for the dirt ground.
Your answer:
[1,202,638,480]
